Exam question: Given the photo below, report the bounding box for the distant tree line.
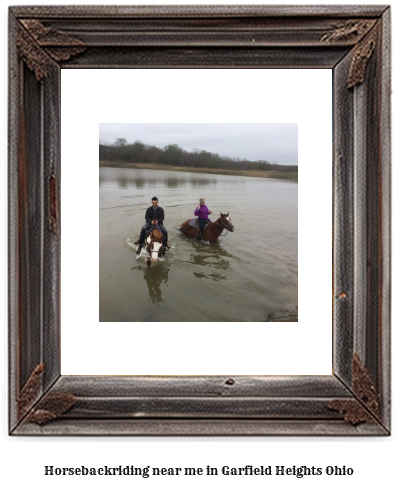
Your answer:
[99,138,298,173]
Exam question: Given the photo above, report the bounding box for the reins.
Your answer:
[214,219,229,237]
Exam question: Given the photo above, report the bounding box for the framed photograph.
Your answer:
[96,121,299,323]
[9,5,390,435]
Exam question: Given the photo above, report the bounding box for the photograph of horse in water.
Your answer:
[99,123,298,322]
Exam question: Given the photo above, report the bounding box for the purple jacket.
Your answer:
[194,204,210,220]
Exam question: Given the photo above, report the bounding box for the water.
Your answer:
[99,167,297,322]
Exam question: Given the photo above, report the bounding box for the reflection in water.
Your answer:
[189,177,217,188]
[132,178,144,188]
[193,271,226,281]
[180,242,239,282]
[165,177,180,188]
[131,263,170,306]
[99,169,217,189]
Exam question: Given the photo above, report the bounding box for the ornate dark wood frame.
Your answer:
[9,5,391,436]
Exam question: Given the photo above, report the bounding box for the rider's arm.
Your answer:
[194,207,200,216]
[145,207,152,224]
[158,208,164,224]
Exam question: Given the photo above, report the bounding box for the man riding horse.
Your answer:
[134,196,170,248]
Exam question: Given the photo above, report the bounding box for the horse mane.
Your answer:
[151,229,164,241]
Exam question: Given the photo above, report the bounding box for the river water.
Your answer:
[99,167,297,322]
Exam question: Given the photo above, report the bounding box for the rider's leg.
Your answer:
[196,219,205,240]
[159,224,170,247]
[135,223,151,244]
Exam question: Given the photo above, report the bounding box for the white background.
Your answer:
[61,69,331,376]
[1,1,398,491]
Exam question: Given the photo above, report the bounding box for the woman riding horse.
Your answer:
[194,198,212,240]
[181,212,234,245]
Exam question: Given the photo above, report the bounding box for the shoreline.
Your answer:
[266,308,298,322]
[100,160,298,181]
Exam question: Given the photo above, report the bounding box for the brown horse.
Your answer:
[140,228,165,267]
[180,213,234,245]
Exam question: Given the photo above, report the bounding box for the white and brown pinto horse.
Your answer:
[181,213,234,245]
[144,228,164,267]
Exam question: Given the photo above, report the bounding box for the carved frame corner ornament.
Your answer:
[17,363,45,419]
[320,19,376,43]
[27,392,77,425]
[17,363,76,425]
[9,5,391,436]
[346,27,379,88]
[320,19,378,89]
[327,354,380,425]
[17,19,85,81]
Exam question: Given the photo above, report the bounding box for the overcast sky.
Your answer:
[99,123,297,165]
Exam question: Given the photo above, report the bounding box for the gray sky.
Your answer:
[99,123,297,165]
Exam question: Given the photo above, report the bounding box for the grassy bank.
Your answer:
[100,160,298,181]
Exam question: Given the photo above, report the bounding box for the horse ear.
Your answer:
[227,212,229,217]
[220,212,223,217]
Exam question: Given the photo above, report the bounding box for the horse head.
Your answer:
[145,229,164,266]
[220,212,234,232]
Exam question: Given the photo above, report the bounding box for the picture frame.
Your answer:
[9,5,391,436]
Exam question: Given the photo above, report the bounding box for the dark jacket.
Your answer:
[145,206,165,225]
